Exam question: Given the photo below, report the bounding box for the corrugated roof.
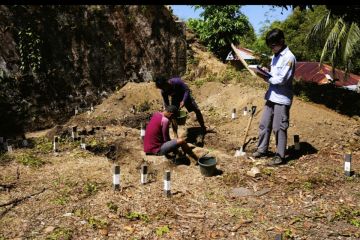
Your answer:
[295,62,360,88]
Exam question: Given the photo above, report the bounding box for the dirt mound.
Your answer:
[1,37,360,239]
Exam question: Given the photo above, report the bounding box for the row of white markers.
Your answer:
[112,164,171,197]
[231,107,252,119]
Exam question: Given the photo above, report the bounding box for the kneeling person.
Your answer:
[143,105,198,163]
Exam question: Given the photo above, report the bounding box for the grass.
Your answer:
[33,137,53,153]
[228,207,254,220]
[0,153,14,165]
[16,153,45,168]
[125,211,150,223]
[106,201,118,213]
[83,182,98,196]
[155,225,170,237]
[46,227,73,240]
[88,216,108,229]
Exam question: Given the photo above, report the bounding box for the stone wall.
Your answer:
[0,5,186,136]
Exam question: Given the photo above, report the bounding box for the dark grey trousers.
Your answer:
[256,101,290,158]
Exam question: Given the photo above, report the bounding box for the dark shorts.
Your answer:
[158,139,178,155]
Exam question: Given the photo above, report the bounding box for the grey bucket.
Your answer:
[198,156,217,177]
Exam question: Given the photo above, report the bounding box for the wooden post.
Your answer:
[231,108,236,120]
[231,43,256,77]
[294,135,300,150]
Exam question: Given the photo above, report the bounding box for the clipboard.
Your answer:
[255,65,272,78]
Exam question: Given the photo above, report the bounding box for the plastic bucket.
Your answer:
[198,156,217,177]
[176,110,187,125]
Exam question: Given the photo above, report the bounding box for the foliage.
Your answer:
[106,201,118,212]
[17,27,42,74]
[0,153,15,165]
[187,5,255,61]
[83,182,98,195]
[88,216,108,229]
[46,227,73,240]
[155,225,170,237]
[306,10,360,75]
[33,137,53,153]
[16,153,45,168]
[125,211,150,222]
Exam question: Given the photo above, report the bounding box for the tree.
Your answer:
[186,5,255,61]
[306,10,360,74]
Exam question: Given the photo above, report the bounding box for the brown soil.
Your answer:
[1,46,360,239]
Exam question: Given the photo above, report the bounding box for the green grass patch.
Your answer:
[46,227,73,240]
[16,153,45,168]
[155,225,170,237]
[106,201,118,213]
[33,137,53,153]
[125,211,150,223]
[88,216,108,229]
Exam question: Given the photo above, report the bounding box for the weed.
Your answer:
[33,137,53,153]
[283,228,294,239]
[0,153,14,165]
[350,218,360,228]
[16,153,45,168]
[125,211,150,223]
[46,227,72,240]
[262,168,273,176]
[228,207,254,220]
[73,208,88,218]
[88,216,108,229]
[51,195,69,205]
[187,56,199,66]
[223,172,246,186]
[106,201,118,213]
[194,78,206,88]
[84,182,98,195]
[302,181,313,190]
[155,225,170,237]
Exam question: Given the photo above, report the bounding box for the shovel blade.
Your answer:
[234,147,246,157]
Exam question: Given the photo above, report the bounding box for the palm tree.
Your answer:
[306,10,360,77]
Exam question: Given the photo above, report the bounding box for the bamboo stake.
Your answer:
[231,43,256,77]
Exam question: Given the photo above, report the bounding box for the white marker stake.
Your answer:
[164,170,171,197]
[231,108,236,120]
[7,145,13,153]
[344,153,352,177]
[80,137,86,150]
[90,103,94,112]
[294,135,300,150]
[243,106,248,116]
[53,136,59,152]
[71,126,78,140]
[141,164,148,184]
[113,164,120,190]
[75,107,78,115]
[140,123,146,140]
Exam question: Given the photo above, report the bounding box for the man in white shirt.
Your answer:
[252,28,296,166]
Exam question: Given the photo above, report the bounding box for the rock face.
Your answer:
[0,5,186,136]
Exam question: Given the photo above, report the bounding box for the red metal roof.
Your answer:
[295,62,360,87]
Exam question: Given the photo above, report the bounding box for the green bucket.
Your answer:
[198,156,217,177]
[176,110,188,125]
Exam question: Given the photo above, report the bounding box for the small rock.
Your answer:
[231,187,254,197]
[246,167,261,178]
[63,212,72,217]
[44,226,55,233]
[99,228,108,236]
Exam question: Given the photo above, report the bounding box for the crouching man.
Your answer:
[143,105,199,164]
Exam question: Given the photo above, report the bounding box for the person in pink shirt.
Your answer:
[143,105,198,163]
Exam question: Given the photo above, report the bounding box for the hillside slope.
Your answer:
[1,36,360,239]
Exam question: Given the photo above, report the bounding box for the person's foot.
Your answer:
[252,151,267,158]
[267,155,284,166]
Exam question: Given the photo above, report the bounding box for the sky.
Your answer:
[170,5,293,35]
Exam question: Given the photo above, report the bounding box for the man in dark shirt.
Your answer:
[155,76,206,134]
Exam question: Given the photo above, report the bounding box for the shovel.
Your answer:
[235,106,257,157]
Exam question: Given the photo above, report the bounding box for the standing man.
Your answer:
[143,105,199,164]
[252,28,296,166]
[155,76,206,134]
